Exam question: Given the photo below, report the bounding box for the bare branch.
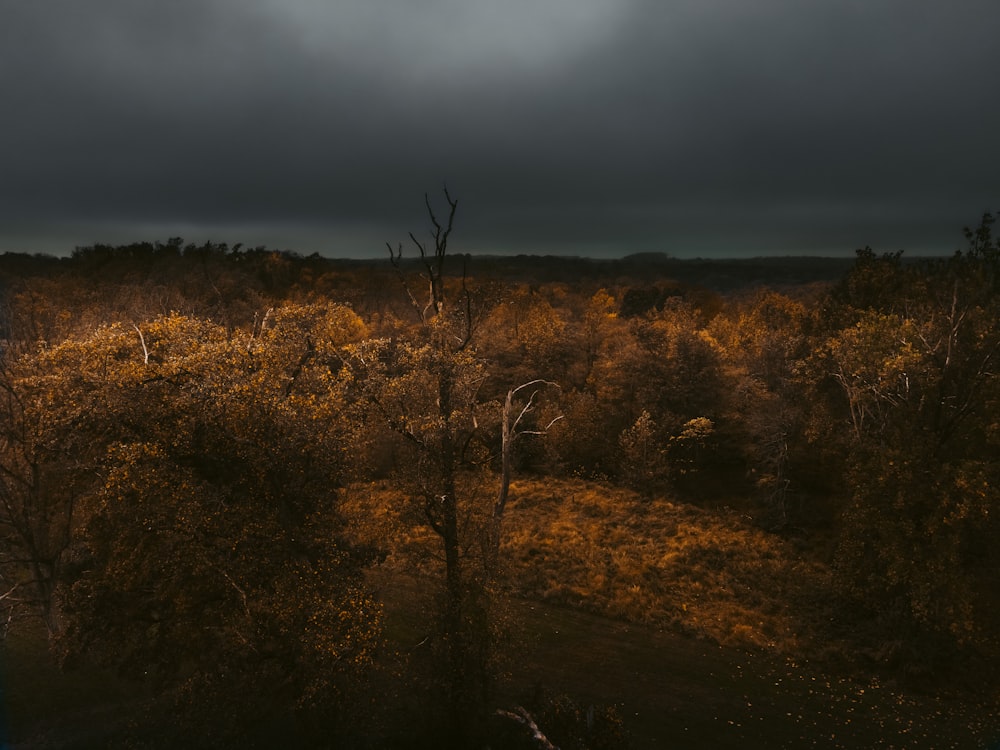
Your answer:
[509,378,560,398]
[248,307,273,348]
[425,193,442,237]
[495,707,558,750]
[457,255,474,350]
[0,581,22,602]
[388,242,427,324]
[494,380,562,524]
[211,564,251,624]
[388,187,459,324]
[519,414,566,436]
[511,390,540,434]
[133,324,150,365]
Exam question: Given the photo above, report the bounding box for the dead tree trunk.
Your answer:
[485,380,562,577]
[380,191,562,747]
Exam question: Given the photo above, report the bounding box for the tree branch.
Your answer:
[388,187,459,325]
[133,324,150,365]
[495,706,558,750]
[494,380,562,522]
[389,242,427,324]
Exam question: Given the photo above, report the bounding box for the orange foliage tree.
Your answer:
[7,305,381,744]
[813,215,1000,662]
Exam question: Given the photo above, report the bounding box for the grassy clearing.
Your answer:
[344,476,833,654]
[501,478,831,654]
[348,476,1000,748]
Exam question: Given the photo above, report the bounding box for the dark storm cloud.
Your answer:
[2,0,998,257]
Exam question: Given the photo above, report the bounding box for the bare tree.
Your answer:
[346,189,561,746]
[487,379,562,570]
[388,187,458,325]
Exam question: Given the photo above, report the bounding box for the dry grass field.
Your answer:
[344,476,834,655]
[500,478,830,653]
[342,476,1000,748]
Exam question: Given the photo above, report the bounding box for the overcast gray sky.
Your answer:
[3,0,998,258]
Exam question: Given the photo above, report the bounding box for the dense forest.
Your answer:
[1,203,999,749]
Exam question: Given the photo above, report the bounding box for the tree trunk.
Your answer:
[32,563,62,637]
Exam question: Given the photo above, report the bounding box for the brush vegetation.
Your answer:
[1,209,999,747]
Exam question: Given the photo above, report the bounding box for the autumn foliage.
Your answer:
[0,214,998,746]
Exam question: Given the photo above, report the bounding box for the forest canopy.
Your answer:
[0,211,998,748]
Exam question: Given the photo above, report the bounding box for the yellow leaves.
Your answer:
[825,312,932,439]
[674,416,714,443]
[255,302,369,364]
[587,288,618,320]
[4,302,390,731]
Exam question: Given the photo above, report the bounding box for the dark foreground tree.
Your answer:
[345,190,560,747]
[25,307,381,747]
[0,348,99,637]
[346,190,492,744]
[814,213,1000,668]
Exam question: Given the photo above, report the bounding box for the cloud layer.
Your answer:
[2,0,998,257]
